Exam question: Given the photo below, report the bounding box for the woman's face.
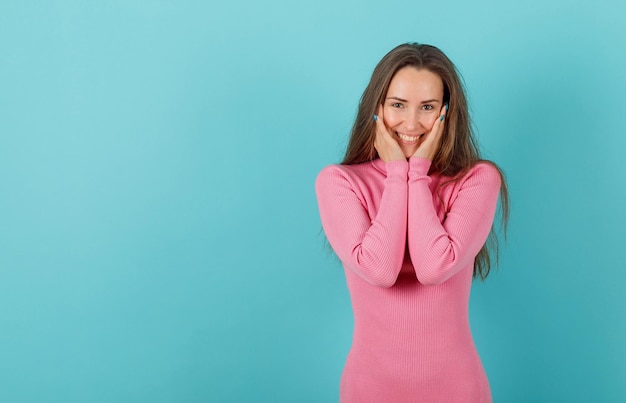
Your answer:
[382,67,444,158]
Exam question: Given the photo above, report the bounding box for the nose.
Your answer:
[405,110,422,131]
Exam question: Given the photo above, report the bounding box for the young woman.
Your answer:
[315,43,509,402]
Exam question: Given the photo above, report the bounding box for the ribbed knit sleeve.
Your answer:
[315,161,408,287]
[407,157,501,285]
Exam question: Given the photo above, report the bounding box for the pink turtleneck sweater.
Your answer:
[315,157,500,403]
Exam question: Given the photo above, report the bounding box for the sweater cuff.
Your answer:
[385,159,409,177]
[408,157,431,176]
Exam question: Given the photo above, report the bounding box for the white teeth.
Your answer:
[398,133,419,142]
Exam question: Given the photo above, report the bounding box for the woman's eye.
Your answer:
[422,104,434,111]
[391,102,403,108]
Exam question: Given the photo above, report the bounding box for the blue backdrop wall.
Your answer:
[1,1,625,402]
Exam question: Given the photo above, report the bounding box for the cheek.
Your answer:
[383,109,401,127]
[421,113,438,129]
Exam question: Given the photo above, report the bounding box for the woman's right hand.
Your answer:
[374,105,405,162]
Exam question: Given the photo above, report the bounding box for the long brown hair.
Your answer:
[342,43,509,280]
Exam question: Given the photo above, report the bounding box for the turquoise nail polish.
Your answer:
[445,103,449,111]
[373,114,378,122]
[440,115,445,122]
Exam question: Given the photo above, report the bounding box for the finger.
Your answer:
[374,105,384,149]
[374,104,406,162]
[427,103,448,137]
[374,104,390,141]
[439,102,448,123]
[373,105,383,123]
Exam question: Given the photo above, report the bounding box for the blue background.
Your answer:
[1,0,625,402]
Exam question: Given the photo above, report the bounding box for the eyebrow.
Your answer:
[386,96,441,104]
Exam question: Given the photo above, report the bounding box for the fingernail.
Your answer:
[440,115,445,122]
[445,103,449,111]
[373,114,378,122]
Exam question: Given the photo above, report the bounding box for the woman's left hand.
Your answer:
[412,104,447,160]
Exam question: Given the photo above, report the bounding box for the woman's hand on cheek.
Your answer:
[413,103,447,161]
[374,105,405,163]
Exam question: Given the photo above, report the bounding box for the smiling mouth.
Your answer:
[397,133,420,143]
